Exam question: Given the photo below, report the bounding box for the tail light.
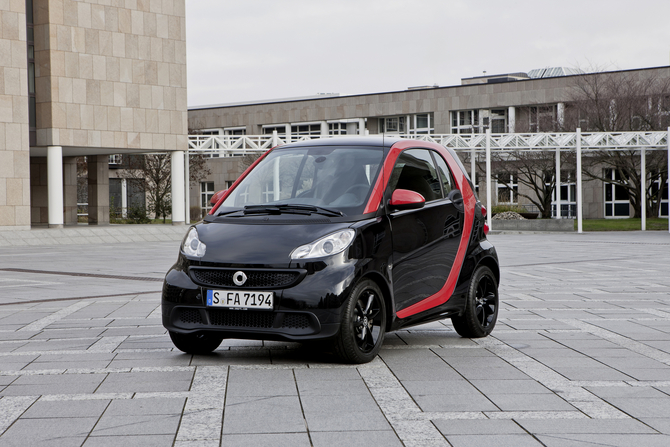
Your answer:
[481,205,487,218]
[483,223,489,236]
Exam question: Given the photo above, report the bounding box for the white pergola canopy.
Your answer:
[183,130,670,233]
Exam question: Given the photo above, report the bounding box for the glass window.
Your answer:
[262,125,286,136]
[604,169,630,217]
[224,127,246,135]
[220,146,383,215]
[200,182,215,212]
[451,110,478,134]
[497,173,518,204]
[329,122,355,135]
[380,117,406,134]
[388,149,443,202]
[490,109,507,133]
[291,123,321,136]
[552,170,577,218]
[432,153,454,195]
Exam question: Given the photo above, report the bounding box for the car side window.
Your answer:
[388,149,443,202]
[432,152,454,195]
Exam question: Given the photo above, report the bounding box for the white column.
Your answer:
[273,157,280,202]
[555,147,561,219]
[576,128,583,233]
[508,107,515,133]
[486,129,492,231]
[641,148,646,231]
[272,130,279,147]
[320,121,329,137]
[184,151,190,224]
[470,146,476,187]
[121,178,128,218]
[285,124,291,143]
[171,151,185,225]
[47,146,64,228]
[358,118,365,135]
[557,103,565,129]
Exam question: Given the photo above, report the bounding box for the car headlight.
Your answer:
[290,229,355,260]
[182,227,206,257]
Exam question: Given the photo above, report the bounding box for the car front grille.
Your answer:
[283,313,310,329]
[208,308,275,328]
[162,283,183,302]
[179,308,203,324]
[173,307,315,334]
[189,268,302,289]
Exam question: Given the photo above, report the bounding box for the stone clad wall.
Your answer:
[0,2,30,229]
[33,0,188,151]
[187,77,575,134]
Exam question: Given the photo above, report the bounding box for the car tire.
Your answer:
[451,266,498,338]
[333,279,386,364]
[169,331,224,355]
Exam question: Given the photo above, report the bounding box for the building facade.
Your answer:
[187,67,670,220]
[1,0,188,231]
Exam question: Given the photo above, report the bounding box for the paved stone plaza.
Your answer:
[0,228,669,446]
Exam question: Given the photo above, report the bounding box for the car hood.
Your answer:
[195,219,352,267]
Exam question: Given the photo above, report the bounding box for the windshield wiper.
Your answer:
[214,209,245,217]
[243,204,343,217]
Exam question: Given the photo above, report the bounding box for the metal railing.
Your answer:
[183,130,670,233]
[187,131,670,156]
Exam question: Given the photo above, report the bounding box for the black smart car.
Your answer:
[162,137,499,363]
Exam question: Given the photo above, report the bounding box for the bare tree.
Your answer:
[122,152,212,223]
[580,149,668,218]
[564,69,670,132]
[564,69,670,217]
[477,150,575,218]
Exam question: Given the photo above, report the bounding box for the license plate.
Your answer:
[206,289,274,310]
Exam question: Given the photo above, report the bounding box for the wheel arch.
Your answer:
[359,271,394,333]
[476,255,500,286]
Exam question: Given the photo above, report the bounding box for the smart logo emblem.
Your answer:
[233,271,247,286]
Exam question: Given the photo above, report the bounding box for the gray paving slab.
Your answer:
[536,433,670,447]
[433,419,527,435]
[218,433,312,447]
[21,399,110,419]
[82,435,176,447]
[222,395,306,434]
[445,434,545,447]
[310,430,403,447]
[0,417,98,447]
[92,414,182,436]
[1,230,670,445]
[95,371,194,394]
[516,418,658,434]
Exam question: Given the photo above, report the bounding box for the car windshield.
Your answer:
[217,145,384,216]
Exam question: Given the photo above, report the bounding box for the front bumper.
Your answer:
[162,302,340,342]
[161,258,356,342]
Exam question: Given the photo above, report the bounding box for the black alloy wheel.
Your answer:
[451,265,498,338]
[169,331,224,355]
[334,279,386,363]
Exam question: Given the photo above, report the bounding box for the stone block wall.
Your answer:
[0,2,31,229]
[33,0,188,151]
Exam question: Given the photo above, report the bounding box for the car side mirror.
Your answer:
[447,189,464,213]
[389,189,425,211]
[210,189,228,205]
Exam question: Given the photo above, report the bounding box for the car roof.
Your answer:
[277,135,402,150]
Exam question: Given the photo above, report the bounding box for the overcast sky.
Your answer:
[185,0,670,108]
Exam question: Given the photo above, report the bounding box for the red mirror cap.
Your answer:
[210,189,228,205]
[390,189,425,210]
